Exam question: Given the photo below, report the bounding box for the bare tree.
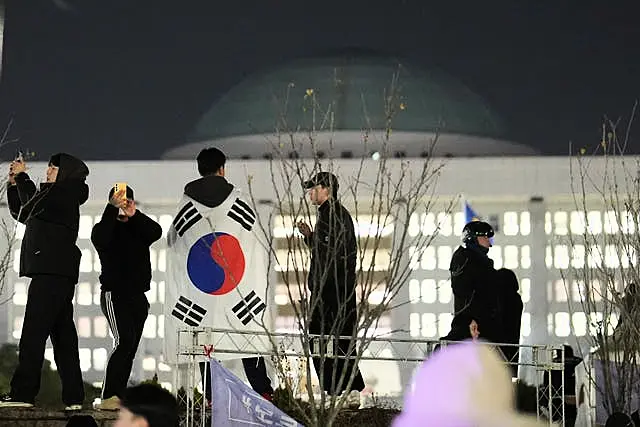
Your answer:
[563,104,640,419]
[241,66,453,426]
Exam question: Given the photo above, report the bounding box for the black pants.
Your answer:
[100,291,149,399]
[10,275,84,405]
[200,357,273,400]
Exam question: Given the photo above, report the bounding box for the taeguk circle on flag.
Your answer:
[187,232,246,295]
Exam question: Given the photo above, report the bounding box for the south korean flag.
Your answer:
[164,188,273,363]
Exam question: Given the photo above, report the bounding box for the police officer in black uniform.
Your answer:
[441,220,500,343]
[296,172,366,401]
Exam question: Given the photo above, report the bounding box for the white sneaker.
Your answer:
[64,404,83,411]
[0,399,34,409]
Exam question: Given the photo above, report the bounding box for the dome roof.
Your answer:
[164,50,538,159]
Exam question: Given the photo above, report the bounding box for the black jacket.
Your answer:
[444,244,499,341]
[7,154,89,282]
[91,204,162,294]
[304,199,358,334]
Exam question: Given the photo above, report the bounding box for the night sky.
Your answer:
[0,0,638,160]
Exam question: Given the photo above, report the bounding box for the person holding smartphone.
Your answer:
[91,184,162,411]
[1,153,89,410]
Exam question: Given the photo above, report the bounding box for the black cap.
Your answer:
[303,172,339,192]
[108,185,135,200]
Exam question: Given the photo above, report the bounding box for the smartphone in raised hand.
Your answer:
[114,182,127,197]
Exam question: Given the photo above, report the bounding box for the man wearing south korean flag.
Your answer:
[164,147,274,402]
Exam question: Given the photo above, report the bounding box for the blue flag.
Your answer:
[210,359,303,427]
[463,201,494,244]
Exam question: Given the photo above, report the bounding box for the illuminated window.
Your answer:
[520,212,531,236]
[453,212,465,236]
[409,246,421,270]
[143,315,157,339]
[421,213,437,235]
[520,278,530,303]
[159,215,173,237]
[45,348,57,370]
[620,211,636,234]
[545,212,552,235]
[571,245,585,269]
[570,211,586,235]
[589,312,604,336]
[545,246,552,268]
[410,313,420,337]
[421,313,437,337]
[158,361,171,372]
[157,249,166,272]
[520,245,531,269]
[554,245,570,269]
[161,383,173,392]
[587,211,602,235]
[93,348,108,371]
[605,245,620,268]
[158,281,165,304]
[436,213,452,236]
[572,281,585,302]
[78,215,93,239]
[490,245,502,269]
[554,212,568,235]
[13,316,23,340]
[408,214,420,237]
[438,313,453,337]
[520,313,530,337]
[79,249,93,273]
[503,212,519,236]
[77,283,93,305]
[13,249,20,273]
[93,252,101,273]
[421,279,437,304]
[158,315,164,338]
[604,211,619,234]
[93,283,101,305]
[77,317,91,338]
[554,312,571,337]
[147,281,158,304]
[79,348,92,372]
[150,249,157,271]
[587,245,603,268]
[437,246,452,270]
[590,280,603,302]
[409,279,420,303]
[94,316,108,338]
[503,245,518,269]
[621,246,637,268]
[143,357,156,372]
[12,282,27,305]
[420,247,436,271]
[554,280,568,302]
[572,312,587,337]
[438,280,451,304]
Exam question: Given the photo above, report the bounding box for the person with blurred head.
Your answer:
[393,341,546,427]
[296,171,365,407]
[441,220,500,343]
[1,153,89,410]
[114,384,178,427]
[91,184,162,410]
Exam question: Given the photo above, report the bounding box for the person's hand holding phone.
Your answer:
[122,199,137,217]
[8,156,26,185]
[109,188,127,209]
[296,221,312,238]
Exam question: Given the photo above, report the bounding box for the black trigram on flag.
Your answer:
[173,201,203,237]
[227,198,256,231]
[171,296,207,327]
[232,290,266,325]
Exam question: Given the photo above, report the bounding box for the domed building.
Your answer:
[164,51,538,159]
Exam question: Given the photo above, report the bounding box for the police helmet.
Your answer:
[462,220,494,244]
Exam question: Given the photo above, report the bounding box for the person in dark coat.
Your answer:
[441,220,500,343]
[296,172,365,403]
[496,268,524,378]
[1,153,89,410]
[91,185,163,410]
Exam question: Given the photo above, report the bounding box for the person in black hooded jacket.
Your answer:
[496,267,524,378]
[441,220,500,343]
[1,153,88,409]
[188,148,274,402]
